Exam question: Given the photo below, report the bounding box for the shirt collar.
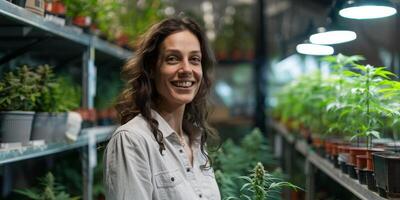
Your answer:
[150,109,202,144]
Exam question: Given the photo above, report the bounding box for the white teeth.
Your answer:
[173,81,193,88]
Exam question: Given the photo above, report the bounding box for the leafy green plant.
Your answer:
[118,0,165,44]
[322,54,365,136]
[0,65,40,111]
[340,64,396,147]
[227,162,300,200]
[210,128,293,199]
[62,0,97,18]
[34,65,80,112]
[14,172,80,200]
[93,0,121,40]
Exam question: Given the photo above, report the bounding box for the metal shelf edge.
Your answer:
[92,37,132,60]
[0,0,90,45]
[0,125,116,165]
[271,121,386,200]
[0,1,133,59]
[308,151,386,200]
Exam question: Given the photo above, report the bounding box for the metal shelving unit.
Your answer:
[0,1,131,200]
[270,121,386,200]
[0,126,115,165]
[0,0,131,60]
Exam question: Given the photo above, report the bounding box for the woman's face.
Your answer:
[154,30,203,108]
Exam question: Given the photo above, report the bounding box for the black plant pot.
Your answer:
[378,187,387,198]
[373,151,400,198]
[316,147,325,158]
[358,169,367,185]
[340,161,348,174]
[334,156,340,168]
[11,0,26,7]
[366,170,377,191]
[348,165,358,179]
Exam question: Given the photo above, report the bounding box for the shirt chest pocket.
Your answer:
[154,169,185,199]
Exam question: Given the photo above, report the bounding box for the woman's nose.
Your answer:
[179,59,192,74]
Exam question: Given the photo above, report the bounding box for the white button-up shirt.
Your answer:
[104,110,221,200]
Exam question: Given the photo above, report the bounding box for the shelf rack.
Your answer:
[270,121,387,200]
[0,0,132,60]
[0,1,131,200]
[0,126,116,165]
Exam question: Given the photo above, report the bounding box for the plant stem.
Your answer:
[366,67,371,149]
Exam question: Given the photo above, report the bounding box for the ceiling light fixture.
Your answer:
[296,43,334,56]
[310,27,357,45]
[339,0,397,19]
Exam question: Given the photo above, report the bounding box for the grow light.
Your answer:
[310,30,357,45]
[296,44,334,56]
[339,0,397,19]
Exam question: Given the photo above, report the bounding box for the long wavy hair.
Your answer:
[116,17,218,167]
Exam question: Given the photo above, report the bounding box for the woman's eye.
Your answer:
[190,56,201,65]
[166,56,179,64]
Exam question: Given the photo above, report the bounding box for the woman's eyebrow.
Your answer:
[163,49,201,54]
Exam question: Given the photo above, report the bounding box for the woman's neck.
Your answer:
[154,104,186,137]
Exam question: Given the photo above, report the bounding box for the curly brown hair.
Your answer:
[115,16,218,167]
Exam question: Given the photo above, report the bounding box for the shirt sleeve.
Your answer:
[103,130,152,200]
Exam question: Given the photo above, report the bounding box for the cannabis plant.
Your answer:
[34,65,80,112]
[340,64,396,147]
[0,66,40,111]
[323,54,365,136]
[210,128,281,199]
[14,172,80,200]
[227,162,300,200]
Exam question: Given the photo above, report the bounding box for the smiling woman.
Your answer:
[103,17,220,200]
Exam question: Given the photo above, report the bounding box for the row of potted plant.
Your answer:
[8,0,166,49]
[273,54,400,198]
[0,65,80,145]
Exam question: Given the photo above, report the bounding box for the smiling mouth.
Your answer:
[171,81,195,88]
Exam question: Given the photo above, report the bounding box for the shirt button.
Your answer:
[171,177,175,182]
[179,149,184,153]
[186,168,190,172]
[199,194,202,198]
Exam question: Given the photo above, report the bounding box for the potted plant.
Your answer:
[44,0,67,25]
[0,66,40,145]
[31,65,80,143]
[372,78,400,197]
[339,63,395,189]
[62,0,97,29]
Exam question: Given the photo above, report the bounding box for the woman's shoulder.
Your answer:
[110,114,153,142]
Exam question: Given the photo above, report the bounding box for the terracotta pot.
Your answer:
[312,136,324,148]
[356,155,367,170]
[115,33,130,47]
[325,141,332,155]
[45,1,66,15]
[338,145,350,154]
[348,147,368,166]
[73,16,91,27]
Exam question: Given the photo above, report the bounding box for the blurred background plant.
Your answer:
[210,128,297,199]
[14,172,80,200]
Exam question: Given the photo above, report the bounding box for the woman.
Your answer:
[103,17,220,200]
